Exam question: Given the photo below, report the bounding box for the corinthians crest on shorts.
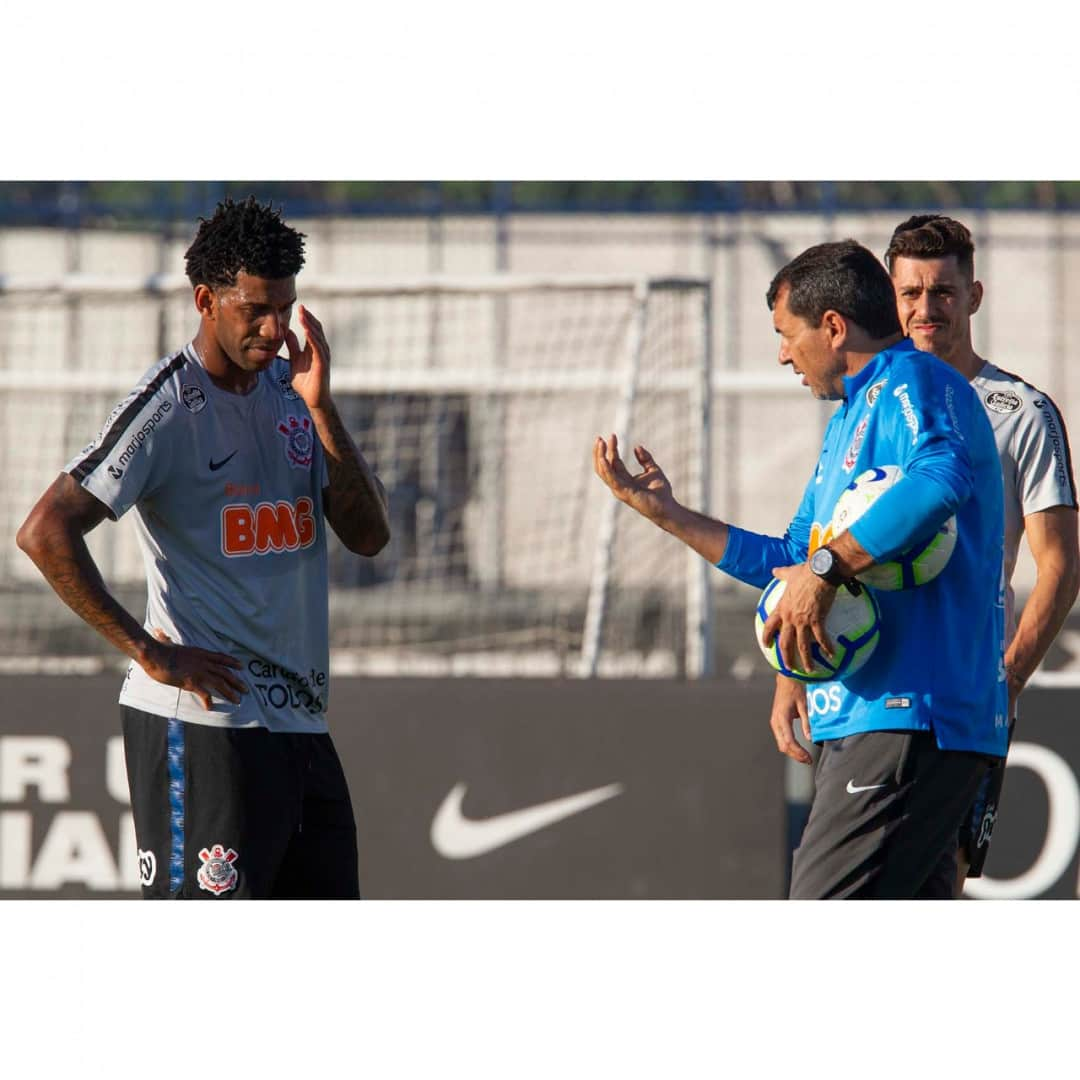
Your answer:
[278,414,314,469]
[197,843,240,895]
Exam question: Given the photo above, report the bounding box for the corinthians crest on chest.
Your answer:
[277,414,314,469]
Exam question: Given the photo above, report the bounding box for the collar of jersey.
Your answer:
[184,341,269,401]
[841,336,919,402]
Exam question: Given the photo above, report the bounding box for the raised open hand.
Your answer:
[285,304,331,410]
[593,433,675,525]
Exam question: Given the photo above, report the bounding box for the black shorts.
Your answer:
[789,730,990,899]
[122,707,360,899]
[958,716,1017,878]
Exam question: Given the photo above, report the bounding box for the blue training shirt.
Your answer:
[719,338,1008,756]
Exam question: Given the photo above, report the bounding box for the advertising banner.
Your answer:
[0,676,783,899]
[3,677,1075,899]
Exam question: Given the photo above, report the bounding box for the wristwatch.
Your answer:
[809,545,848,587]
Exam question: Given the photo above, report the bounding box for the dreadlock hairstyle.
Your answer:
[884,214,976,281]
[184,196,306,289]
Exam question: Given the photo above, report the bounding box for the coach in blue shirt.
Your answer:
[593,239,1007,899]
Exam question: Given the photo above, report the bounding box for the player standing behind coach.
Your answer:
[885,214,1080,893]
[16,197,390,899]
[594,240,1009,898]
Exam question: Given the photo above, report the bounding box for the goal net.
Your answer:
[0,273,712,677]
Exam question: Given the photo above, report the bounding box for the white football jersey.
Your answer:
[65,344,332,732]
[972,361,1077,639]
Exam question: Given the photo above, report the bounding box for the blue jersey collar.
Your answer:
[842,337,918,401]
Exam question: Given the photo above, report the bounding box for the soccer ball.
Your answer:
[754,577,882,682]
[831,465,957,590]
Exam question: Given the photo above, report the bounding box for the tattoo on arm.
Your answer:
[309,400,391,555]
[41,541,149,656]
[17,474,150,661]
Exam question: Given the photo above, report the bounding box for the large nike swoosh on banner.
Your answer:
[430,781,625,859]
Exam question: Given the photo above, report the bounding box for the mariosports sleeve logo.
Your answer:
[104,400,174,480]
[221,498,316,557]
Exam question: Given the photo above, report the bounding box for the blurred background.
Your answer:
[1,180,1078,899]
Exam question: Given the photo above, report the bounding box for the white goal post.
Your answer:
[0,271,794,678]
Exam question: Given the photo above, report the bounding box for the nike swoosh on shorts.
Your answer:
[846,779,888,794]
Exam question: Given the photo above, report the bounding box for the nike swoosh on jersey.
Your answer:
[430,781,625,859]
[846,779,888,794]
[209,451,238,471]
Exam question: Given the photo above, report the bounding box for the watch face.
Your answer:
[811,548,833,574]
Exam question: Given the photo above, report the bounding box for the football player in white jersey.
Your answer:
[16,197,391,898]
[884,213,1079,892]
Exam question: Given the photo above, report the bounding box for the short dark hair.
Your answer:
[766,239,901,339]
[884,214,975,280]
[184,196,306,289]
